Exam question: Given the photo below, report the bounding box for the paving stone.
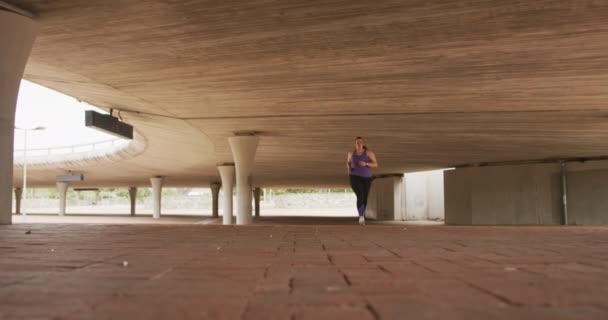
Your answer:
[0,221,606,319]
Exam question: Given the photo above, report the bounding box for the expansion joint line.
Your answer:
[111,107,603,121]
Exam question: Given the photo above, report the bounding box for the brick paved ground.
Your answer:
[1,219,607,319]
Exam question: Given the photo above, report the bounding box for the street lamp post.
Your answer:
[15,126,45,216]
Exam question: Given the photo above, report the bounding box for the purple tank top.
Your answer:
[350,149,372,178]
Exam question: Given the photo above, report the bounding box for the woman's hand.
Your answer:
[358,160,367,167]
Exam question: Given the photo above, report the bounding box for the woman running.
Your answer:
[346,136,378,225]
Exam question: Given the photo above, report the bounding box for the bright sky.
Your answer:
[14,80,117,150]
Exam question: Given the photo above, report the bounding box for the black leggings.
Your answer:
[349,175,373,216]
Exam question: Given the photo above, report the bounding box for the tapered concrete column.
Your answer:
[229,136,259,225]
[253,187,261,217]
[128,187,137,216]
[0,11,37,225]
[218,165,235,225]
[210,182,221,218]
[150,177,163,219]
[14,188,23,215]
[56,182,69,216]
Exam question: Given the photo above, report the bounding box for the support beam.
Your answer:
[0,1,35,18]
[210,182,220,218]
[128,187,137,216]
[14,188,22,215]
[0,11,37,225]
[228,136,259,225]
[150,177,163,219]
[218,165,235,225]
[253,187,261,217]
[56,182,69,216]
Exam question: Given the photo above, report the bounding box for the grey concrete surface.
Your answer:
[444,162,608,225]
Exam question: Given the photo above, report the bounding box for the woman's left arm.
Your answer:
[367,151,378,168]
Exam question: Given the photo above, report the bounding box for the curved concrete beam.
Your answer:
[0,11,37,224]
[13,131,147,168]
[228,136,259,225]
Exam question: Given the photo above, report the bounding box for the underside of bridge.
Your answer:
[2,2,608,318]
[2,1,608,225]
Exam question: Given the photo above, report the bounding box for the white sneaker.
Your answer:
[359,216,365,225]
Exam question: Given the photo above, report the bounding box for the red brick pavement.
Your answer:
[1,220,607,319]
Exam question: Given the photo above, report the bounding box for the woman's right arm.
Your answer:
[346,152,352,175]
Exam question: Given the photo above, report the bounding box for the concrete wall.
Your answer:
[404,170,445,220]
[427,171,445,220]
[404,173,427,220]
[445,164,563,225]
[445,161,608,225]
[366,176,404,220]
[566,169,608,225]
[366,169,445,221]
[444,168,472,225]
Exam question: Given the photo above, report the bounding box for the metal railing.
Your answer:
[14,138,128,157]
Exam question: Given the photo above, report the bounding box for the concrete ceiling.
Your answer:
[10,0,608,187]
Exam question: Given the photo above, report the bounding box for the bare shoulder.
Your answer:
[367,150,375,156]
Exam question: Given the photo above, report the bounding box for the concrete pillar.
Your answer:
[210,182,221,218]
[56,182,69,216]
[218,164,235,225]
[0,11,37,225]
[228,136,259,225]
[150,177,163,219]
[14,188,23,215]
[253,187,261,217]
[128,187,137,216]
